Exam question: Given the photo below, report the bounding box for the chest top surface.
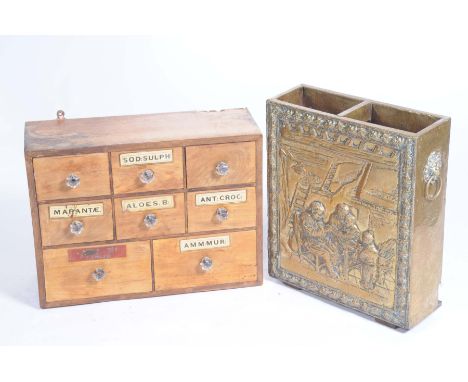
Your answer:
[25,108,260,154]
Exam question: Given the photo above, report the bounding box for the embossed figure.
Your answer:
[328,203,351,230]
[358,230,379,290]
[340,213,361,279]
[376,239,397,287]
[301,201,326,239]
[325,203,360,279]
[298,201,334,272]
[291,197,395,293]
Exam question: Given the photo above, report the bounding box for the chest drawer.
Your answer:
[153,230,257,290]
[43,241,152,302]
[39,199,114,246]
[114,193,186,240]
[34,153,111,201]
[187,187,256,232]
[111,147,184,194]
[186,142,256,188]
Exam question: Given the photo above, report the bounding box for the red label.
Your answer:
[68,245,126,262]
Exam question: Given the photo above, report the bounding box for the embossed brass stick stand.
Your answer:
[267,85,450,329]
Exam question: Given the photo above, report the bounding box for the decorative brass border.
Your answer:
[267,100,415,328]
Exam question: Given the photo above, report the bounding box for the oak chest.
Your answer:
[267,85,450,329]
[25,108,263,308]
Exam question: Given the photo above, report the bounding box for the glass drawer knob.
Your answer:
[144,213,158,228]
[139,169,155,184]
[200,256,213,272]
[92,268,106,281]
[69,220,84,235]
[215,207,229,222]
[66,174,80,189]
[215,161,229,176]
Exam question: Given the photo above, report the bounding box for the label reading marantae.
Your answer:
[49,203,104,219]
[122,195,175,212]
[120,149,173,166]
[68,245,126,262]
[180,235,230,252]
[195,189,247,206]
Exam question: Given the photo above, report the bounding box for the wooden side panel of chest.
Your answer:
[25,109,263,308]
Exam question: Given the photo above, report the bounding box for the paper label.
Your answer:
[179,235,230,252]
[49,203,104,219]
[68,245,126,262]
[119,150,173,166]
[195,189,247,206]
[121,195,175,212]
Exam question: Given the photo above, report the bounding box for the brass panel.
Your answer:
[267,85,450,329]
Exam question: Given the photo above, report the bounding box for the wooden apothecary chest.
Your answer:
[25,108,262,308]
[267,85,450,329]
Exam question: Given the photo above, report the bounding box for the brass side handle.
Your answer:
[423,151,443,201]
[425,175,442,201]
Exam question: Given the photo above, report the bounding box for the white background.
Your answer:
[0,1,467,381]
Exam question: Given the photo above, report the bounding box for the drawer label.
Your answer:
[122,195,175,212]
[120,150,173,166]
[68,245,126,262]
[180,235,230,252]
[49,203,104,219]
[195,189,247,206]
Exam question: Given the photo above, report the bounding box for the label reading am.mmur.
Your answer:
[180,235,230,252]
[121,195,175,212]
[49,203,104,219]
[195,189,247,206]
[119,150,173,166]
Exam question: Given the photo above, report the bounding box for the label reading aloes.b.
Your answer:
[121,195,175,212]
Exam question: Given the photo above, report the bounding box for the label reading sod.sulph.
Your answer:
[119,149,173,166]
[180,235,230,252]
[195,189,247,206]
[49,203,104,219]
[121,195,175,212]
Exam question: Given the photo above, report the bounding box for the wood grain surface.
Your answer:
[43,241,152,302]
[34,153,110,201]
[114,192,186,240]
[186,141,256,188]
[153,230,258,290]
[39,199,114,246]
[111,147,184,194]
[187,186,256,232]
[25,108,260,154]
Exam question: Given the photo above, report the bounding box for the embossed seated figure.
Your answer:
[300,201,326,244]
[341,213,361,265]
[298,201,332,268]
[325,203,361,279]
[328,203,351,231]
[358,230,379,291]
